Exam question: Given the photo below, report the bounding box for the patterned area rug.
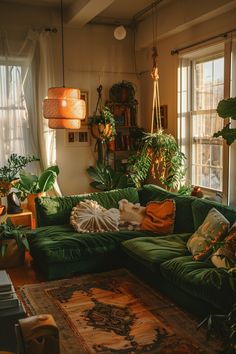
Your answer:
[19,269,219,354]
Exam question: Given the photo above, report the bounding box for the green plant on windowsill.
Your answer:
[213,97,236,145]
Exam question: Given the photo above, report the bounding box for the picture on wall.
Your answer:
[66,127,90,147]
[80,91,89,125]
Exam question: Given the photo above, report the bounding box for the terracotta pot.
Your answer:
[108,139,115,152]
[0,239,25,269]
[27,192,46,218]
[91,123,112,140]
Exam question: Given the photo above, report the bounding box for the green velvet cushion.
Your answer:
[35,187,139,227]
[139,184,195,233]
[27,224,154,264]
[192,198,236,230]
[121,233,191,271]
[160,256,235,312]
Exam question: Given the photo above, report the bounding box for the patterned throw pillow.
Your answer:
[140,199,176,235]
[70,199,120,233]
[187,208,230,261]
[211,222,236,269]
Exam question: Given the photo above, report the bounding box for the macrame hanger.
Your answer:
[95,84,103,115]
[150,2,162,134]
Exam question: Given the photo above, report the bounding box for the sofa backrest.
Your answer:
[35,187,139,227]
[139,184,236,233]
[139,184,196,233]
[192,198,236,229]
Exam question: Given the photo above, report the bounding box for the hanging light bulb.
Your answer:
[43,0,85,129]
[114,25,126,40]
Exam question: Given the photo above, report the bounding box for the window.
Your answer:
[191,55,224,191]
[0,62,34,166]
[178,45,225,195]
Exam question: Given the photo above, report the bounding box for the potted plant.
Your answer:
[0,219,29,268]
[0,153,39,196]
[15,165,59,216]
[213,97,236,145]
[89,106,116,143]
[87,161,132,191]
[109,81,136,103]
[128,131,186,190]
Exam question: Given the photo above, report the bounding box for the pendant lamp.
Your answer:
[43,0,85,129]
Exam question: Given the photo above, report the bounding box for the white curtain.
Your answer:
[0,29,61,195]
[0,29,39,168]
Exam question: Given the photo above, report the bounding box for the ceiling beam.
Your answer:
[65,0,115,27]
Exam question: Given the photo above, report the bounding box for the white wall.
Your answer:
[56,25,140,195]
[0,2,140,195]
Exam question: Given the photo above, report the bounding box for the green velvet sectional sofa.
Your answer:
[27,184,236,316]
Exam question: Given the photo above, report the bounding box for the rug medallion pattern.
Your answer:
[19,269,219,354]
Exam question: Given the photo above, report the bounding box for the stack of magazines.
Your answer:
[0,270,19,310]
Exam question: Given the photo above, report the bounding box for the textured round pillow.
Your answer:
[70,199,120,233]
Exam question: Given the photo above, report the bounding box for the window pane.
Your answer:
[191,55,224,192]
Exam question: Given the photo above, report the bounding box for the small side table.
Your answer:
[7,208,35,229]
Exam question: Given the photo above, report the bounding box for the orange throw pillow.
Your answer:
[140,199,176,235]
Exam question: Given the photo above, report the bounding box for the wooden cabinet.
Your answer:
[106,101,138,173]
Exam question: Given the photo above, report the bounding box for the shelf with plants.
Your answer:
[106,81,139,172]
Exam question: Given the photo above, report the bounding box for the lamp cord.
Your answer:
[60,0,65,87]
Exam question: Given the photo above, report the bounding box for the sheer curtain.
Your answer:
[0,29,39,167]
[0,29,61,194]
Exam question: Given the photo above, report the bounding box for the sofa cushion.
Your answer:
[139,184,195,233]
[140,199,176,234]
[187,208,229,261]
[160,256,235,312]
[70,200,120,233]
[121,233,191,271]
[211,222,236,269]
[27,225,155,264]
[192,198,236,230]
[35,187,139,227]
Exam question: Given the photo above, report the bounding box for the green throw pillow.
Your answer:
[187,208,230,261]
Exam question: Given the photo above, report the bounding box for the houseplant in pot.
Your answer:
[109,81,136,103]
[0,153,39,213]
[16,165,59,217]
[0,219,29,268]
[128,131,186,190]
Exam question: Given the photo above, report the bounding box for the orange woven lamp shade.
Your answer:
[48,119,81,129]
[43,87,86,129]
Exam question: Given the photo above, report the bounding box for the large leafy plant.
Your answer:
[128,131,186,190]
[87,161,132,191]
[213,97,236,145]
[16,165,59,200]
[0,219,29,257]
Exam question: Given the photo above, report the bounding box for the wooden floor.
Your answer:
[8,251,45,288]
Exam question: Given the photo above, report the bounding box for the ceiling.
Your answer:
[0,0,159,26]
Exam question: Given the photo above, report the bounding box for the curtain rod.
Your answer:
[171,28,236,55]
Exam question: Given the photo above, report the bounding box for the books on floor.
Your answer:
[0,270,19,310]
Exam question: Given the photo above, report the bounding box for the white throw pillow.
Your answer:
[70,199,120,233]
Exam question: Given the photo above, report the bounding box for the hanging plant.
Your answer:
[89,106,116,142]
[128,131,186,190]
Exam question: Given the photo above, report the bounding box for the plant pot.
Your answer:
[0,239,25,269]
[27,192,46,219]
[91,123,112,141]
[108,139,115,152]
